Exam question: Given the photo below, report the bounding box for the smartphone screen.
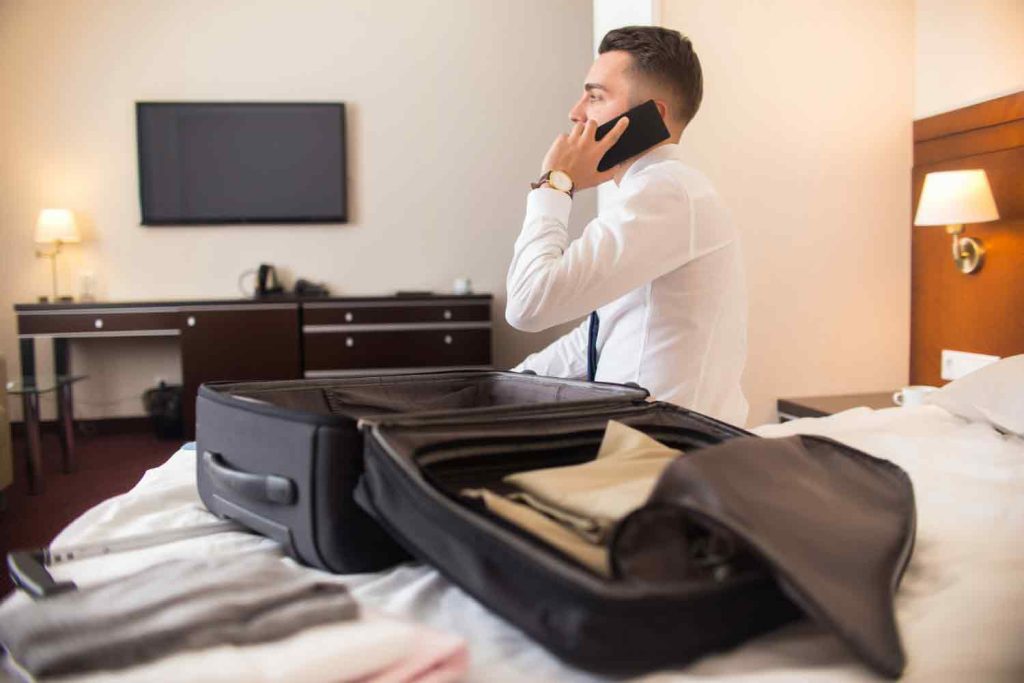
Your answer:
[595,100,670,172]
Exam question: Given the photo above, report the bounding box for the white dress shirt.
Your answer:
[506,143,748,426]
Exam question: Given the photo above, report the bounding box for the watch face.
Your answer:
[549,170,573,192]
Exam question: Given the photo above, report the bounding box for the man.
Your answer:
[506,26,748,425]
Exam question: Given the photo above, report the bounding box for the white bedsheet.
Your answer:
[8,405,1024,682]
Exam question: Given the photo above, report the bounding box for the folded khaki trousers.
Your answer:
[463,420,681,576]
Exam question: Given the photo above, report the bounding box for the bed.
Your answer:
[2,358,1022,682]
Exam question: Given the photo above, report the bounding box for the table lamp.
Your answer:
[913,169,1000,274]
[35,209,81,301]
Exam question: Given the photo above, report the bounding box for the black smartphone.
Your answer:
[595,99,670,172]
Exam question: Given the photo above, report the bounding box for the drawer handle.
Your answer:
[443,309,452,320]
[94,319,103,329]
[187,316,196,327]
[444,334,453,345]
[344,312,354,322]
[346,337,355,348]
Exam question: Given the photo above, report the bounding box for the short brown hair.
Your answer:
[599,26,703,126]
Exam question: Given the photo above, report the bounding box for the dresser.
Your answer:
[15,294,493,438]
[776,392,895,422]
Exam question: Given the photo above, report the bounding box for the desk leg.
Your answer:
[53,338,70,377]
[57,383,76,474]
[19,338,36,385]
[53,338,76,473]
[21,393,44,495]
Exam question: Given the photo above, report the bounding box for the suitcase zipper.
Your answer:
[417,425,725,468]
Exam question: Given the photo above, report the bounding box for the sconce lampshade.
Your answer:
[914,170,1000,226]
[35,209,81,244]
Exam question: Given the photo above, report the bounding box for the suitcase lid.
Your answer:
[198,370,649,427]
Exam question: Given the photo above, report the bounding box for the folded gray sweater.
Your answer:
[0,553,358,678]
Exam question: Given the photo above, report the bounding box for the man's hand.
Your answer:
[540,118,630,192]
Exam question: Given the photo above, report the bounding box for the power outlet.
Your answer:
[941,350,999,381]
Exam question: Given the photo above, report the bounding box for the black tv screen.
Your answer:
[137,102,346,224]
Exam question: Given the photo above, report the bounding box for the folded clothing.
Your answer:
[355,620,468,683]
[22,611,468,683]
[462,487,612,575]
[463,420,682,575]
[0,553,358,678]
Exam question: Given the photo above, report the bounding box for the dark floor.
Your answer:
[0,427,180,598]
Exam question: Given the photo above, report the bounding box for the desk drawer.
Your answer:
[303,302,489,326]
[17,310,181,336]
[304,328,491,371]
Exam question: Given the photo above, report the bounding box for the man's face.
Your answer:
[568,50,636,127]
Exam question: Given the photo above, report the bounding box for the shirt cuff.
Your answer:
[527,187,572,226]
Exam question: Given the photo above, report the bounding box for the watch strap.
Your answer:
[530,171,552,190]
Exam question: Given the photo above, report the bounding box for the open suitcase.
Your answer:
[357,401,915,678]
[196,371,914,677]
[195,371,648,572]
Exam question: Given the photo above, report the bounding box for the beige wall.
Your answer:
[0,0,595,420]
[915,0,1024,118]
[661,1,915,425]
[5,0,959,428]
[592,0,658,215]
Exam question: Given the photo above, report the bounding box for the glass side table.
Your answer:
[5,374,87,494]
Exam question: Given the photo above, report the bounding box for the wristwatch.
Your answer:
[531,170,574,197]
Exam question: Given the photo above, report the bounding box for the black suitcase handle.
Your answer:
[8,521,245,600]
[203,451,297,506]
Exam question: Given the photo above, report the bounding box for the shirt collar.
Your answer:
[619,142,682,185]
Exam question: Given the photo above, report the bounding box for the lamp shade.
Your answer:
[35,209,81,244]
[914,170,1000,226]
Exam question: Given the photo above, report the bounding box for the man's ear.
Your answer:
[653,100,669,123]
[653,99,683,141]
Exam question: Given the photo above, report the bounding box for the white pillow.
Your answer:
[924,354,1024,436]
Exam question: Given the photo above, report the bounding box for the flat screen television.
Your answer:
[137,102,346,225]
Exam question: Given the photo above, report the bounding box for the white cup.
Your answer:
[892,385,938,407]
[453,277,472,295]
[78,271,97,302]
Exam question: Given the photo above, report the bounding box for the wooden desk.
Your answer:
[777,392,895,422]
[15,294,493,438]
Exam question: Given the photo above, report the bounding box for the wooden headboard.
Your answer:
[910,92,1024,385]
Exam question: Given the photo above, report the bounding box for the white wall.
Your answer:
[11,1,986,428]
[915,0,1024,118]
[0,0,596,420]
[661,1,915,425]
[592,0,659,214]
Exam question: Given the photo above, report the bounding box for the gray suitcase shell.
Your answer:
[195,371,648,572]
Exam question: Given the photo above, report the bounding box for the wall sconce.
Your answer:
[913,169,1000,274]
[35,208,81,302]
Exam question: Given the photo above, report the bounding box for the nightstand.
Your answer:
[777,392,895,422]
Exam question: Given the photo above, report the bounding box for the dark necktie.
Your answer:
[587,311,600,382]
